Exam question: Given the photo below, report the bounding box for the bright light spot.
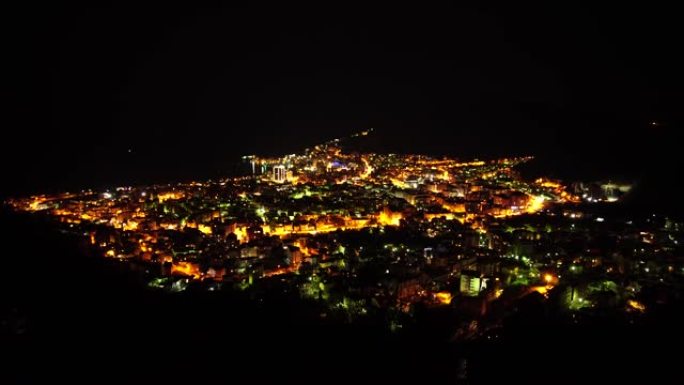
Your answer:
[434,292,452,305]
[544,273,554,285]
[157,191,184,202]
[172,261,201,279]
[197,224,212,235]
[378,209,402,226]
[627,299,646,313]
[526,195,546,214]
[531,286,549,297]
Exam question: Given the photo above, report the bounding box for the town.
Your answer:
[7,130,677,340]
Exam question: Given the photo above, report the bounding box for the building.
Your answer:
[424,247,434,264]
[460,271,487,297]
[273,165,286,183]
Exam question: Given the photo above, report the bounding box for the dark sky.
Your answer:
[3,3,683,203]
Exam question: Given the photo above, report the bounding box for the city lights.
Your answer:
[6,128,669,359]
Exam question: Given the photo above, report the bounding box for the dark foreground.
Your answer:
[2,210,682,384]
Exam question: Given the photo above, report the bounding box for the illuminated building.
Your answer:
[273,165,286,183]
[460,271,486,297]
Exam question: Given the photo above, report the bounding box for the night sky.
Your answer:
[3,3,682,210]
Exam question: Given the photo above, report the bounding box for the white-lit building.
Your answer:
[273,165,286,183]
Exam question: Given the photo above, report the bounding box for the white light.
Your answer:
[596,217,604,222]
